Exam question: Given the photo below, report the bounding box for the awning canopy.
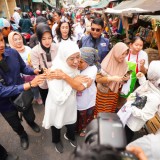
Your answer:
[78,0,99,8]
[32,0,42,2]
[43,0,55,8]
[91,0,110,9]
[32,0,55,7]
[105,0,160,14]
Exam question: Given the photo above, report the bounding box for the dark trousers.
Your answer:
[125,125,134,144]
[1,105,35,137]
[38,87,48,105]
[0,144,7,160]
[51,124,75,143]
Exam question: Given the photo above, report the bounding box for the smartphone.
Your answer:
[39,65,44,74]
[124,70,133,77]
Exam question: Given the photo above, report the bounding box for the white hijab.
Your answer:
[147,61,160,89]
[51,41,80,77]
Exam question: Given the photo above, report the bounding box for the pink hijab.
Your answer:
[8,31,25,53]
[101,42,129,93]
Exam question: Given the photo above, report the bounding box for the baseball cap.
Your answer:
[14,7,21,11]
[0,18,10,29]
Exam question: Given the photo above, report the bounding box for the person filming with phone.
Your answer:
[94,42,130,116]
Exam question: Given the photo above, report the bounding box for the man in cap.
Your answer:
[0,18,11,46]
[12,7,21,25]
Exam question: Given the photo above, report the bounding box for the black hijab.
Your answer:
[36,23,53,61]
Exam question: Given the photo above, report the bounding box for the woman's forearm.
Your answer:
[63,74,86,91]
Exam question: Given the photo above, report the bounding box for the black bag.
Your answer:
[13,89,34,112]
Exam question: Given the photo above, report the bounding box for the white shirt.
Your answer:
[19,46,31,65]
[74,23,86,41]
[13,11,21,25]
[85,18,91,32]
[126,50,149,70]
[128,131,160,160]
[77,66,97,111]
[127,79,160,131]
[52,23,58,37]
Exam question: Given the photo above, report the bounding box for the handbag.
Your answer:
[13,89,34,112]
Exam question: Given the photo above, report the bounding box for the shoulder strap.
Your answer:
[40,53,48,69]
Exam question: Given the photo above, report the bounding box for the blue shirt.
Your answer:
[0,48,35,112]
[81,35,109,63]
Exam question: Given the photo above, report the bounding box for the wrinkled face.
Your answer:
[60,22,69,38]
[90,23,102,39]
[0,33,5,55]
[78,58,88,70]
[13,34,23,48]
[2,27,11,37]
[130,39,143,54]
[41,32,52,48]
[53,13,61,23]
[66,52,81,69]
[116,50,128,63]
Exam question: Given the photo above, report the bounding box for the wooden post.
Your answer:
[4,0,10,19]
[122,15,129,41]
[155,27,160,56]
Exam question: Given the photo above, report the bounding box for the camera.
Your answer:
[84,113,138,160]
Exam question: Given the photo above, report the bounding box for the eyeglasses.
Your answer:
[91,28,101,32]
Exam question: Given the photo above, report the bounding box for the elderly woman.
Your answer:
[76,47,100,137]
[94,42,129,115]
[43,41,89,153]
[119,61,160,143]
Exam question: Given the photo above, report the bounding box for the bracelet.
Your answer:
[29,82,32,88]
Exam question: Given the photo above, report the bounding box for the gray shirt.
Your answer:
[128,130,160,160]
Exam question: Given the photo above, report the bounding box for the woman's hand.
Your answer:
[34,68,41,75]
[46,69,66,80]
[139,59,145,68]
[30,74,46,87]
[122,74,130,82]
[74,75,90,84]
[126,146,148,160]
[136,72,144,79]
[109,75,123,82]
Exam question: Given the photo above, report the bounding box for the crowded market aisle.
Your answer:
[0,103,85,160]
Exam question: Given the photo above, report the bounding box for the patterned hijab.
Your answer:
[80,47,101,71]
[101,42,129,93]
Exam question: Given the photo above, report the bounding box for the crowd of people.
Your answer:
[0,6,160,160]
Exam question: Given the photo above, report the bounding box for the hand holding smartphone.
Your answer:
[123,70,133,78]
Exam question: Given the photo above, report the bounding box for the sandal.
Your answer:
[79,129,86,137]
